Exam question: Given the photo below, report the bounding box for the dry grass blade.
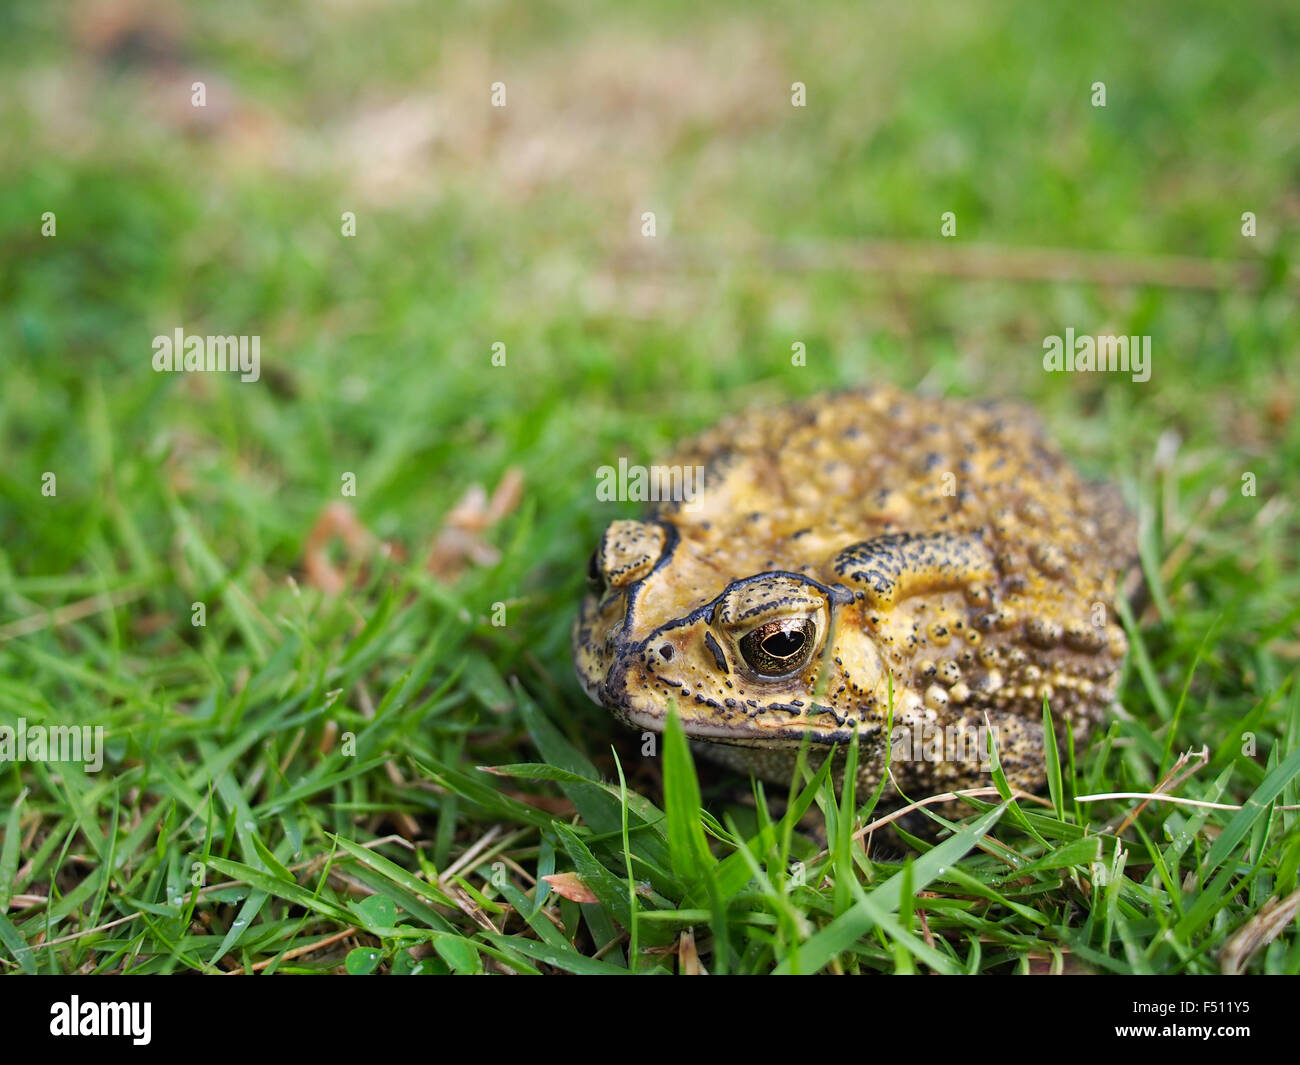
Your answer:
[0,586,150,643]
[1218,888,1300,975]
[678,928,707,975]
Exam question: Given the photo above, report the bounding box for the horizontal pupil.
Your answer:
[762,630,805,659]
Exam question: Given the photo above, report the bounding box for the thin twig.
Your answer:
[811,786,1051,863]
[1077,792,1300,812]
[231,926,359,974]
[35,911,147,948]
[614,238,1292,293]
[1114,745,1209,834]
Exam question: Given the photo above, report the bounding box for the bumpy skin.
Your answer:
[573,386,1135,800]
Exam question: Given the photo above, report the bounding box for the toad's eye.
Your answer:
[738,618,816,677]
[586,549,606,596]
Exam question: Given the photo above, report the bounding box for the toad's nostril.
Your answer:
[659,644,674,661]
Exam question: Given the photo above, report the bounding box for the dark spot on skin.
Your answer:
[703,631,729,673]
[813,702,847,724]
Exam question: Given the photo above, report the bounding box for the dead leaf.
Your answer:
[542,872,599,905]
[303,502,381,594]
[427,467,524,581]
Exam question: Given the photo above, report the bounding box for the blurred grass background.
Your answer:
[0,0,1298,973]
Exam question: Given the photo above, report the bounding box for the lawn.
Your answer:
[1,0,1298,974]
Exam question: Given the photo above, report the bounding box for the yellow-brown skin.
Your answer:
[573,386,1135,800]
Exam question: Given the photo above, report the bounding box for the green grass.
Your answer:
[1,0,1299,974]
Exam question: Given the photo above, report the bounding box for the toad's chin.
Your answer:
[613,700,761,741]
[602,688,873,749]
